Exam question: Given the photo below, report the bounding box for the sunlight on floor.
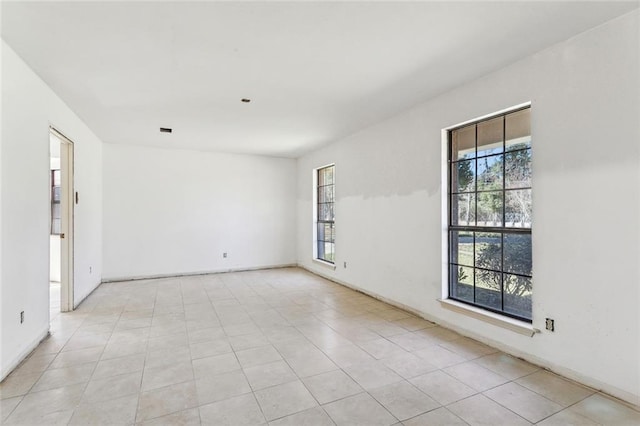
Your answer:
[2,268,638,424]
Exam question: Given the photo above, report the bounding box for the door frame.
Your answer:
[51,127,74,312]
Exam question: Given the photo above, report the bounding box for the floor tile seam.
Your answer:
[0,394,25,421]
[400,407,471,426]
[51,344,107,371]
[268,332,320,365]
[411,352,467,372]
[182,317,205,393]
[244,355,303,392]
[275,358,330,408]
[339,361,404,391]
[134,331,156,410]
[559,392,633,424]
[446,392,534,425]
[79,389,141,414]
[228,377,268,422]
[440,364,513,394]
[140,364,195,393]
[4,402,73,424]
[64,318,120,350]
[253,384,318,423]
[266,402,333,424]
[443,358,516,386]
[484,377,566,406]
[316,315,381,343]
[234,345,272,397]
[33,359,99,386]
[418,334,462,349]
[357,335,411,359]
[317,389,369,407]
[530,406,592,425]
[297,364,347,387]
[4,358,51,392]
[11,372,95,423]
[137,389,200,423]
[409,372,480,406]
[480,381,565,423]
[433,342,485,362]
[514,370,597,407]
[468,356,541,381]
[323,390,400,424]
[495,392,551,425]
[73,320,117,335]
[366,380,444,421]
[538,372,600,395]
[88,369,145,394]
[26,354,99,392]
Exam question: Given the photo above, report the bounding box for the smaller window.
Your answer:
[316,165,335,263]
[51,169,61,235]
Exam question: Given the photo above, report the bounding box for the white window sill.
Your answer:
[312,258,336,270]
[439,299,539,337]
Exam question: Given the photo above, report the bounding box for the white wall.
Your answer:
[297,11,640,404]
[0,40,103,380]
[102,143,296,280]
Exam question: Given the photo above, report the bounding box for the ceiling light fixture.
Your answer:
[241,98,251,103]
[160,127,172,133]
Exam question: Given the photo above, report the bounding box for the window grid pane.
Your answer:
[316,165,335,264]
[448,107,532,322]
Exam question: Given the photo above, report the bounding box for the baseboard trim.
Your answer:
[73,280,102,309]
[0,326,49,382]
[429,315,640,407]
[101,263,297,283]
[298,264,428,318]
[297,264,640,407]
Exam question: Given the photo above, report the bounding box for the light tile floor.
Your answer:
[50,281,61,322]
[2,268,639,425]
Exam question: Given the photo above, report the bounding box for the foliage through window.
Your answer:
[316,165,335,263]
[449,107,532,321]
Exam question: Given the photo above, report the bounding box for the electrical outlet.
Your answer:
[89,266,92,274]
[223,252,228,258]
[20,311,24,324]
[545,318,555,332]
[344,261,347,268]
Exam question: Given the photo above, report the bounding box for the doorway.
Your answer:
[49,128,74,317]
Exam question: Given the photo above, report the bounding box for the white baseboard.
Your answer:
[0,326,49,382]
[73,280,102,309]
[297,264,640,407]
[101,263,297,283]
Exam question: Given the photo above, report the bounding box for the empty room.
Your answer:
[1,1,639,425]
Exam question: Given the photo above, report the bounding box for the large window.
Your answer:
[448,107,532,322]
[316,165,335,263]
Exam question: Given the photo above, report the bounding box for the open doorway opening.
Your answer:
[49,128,74,318]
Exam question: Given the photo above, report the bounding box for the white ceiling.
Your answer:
[2,1,638,158]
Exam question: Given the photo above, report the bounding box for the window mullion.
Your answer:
[447,106,531,322]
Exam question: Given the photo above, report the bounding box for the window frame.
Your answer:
[446,105,532,323]
[51,169,62,235]
[314,164,335,265]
